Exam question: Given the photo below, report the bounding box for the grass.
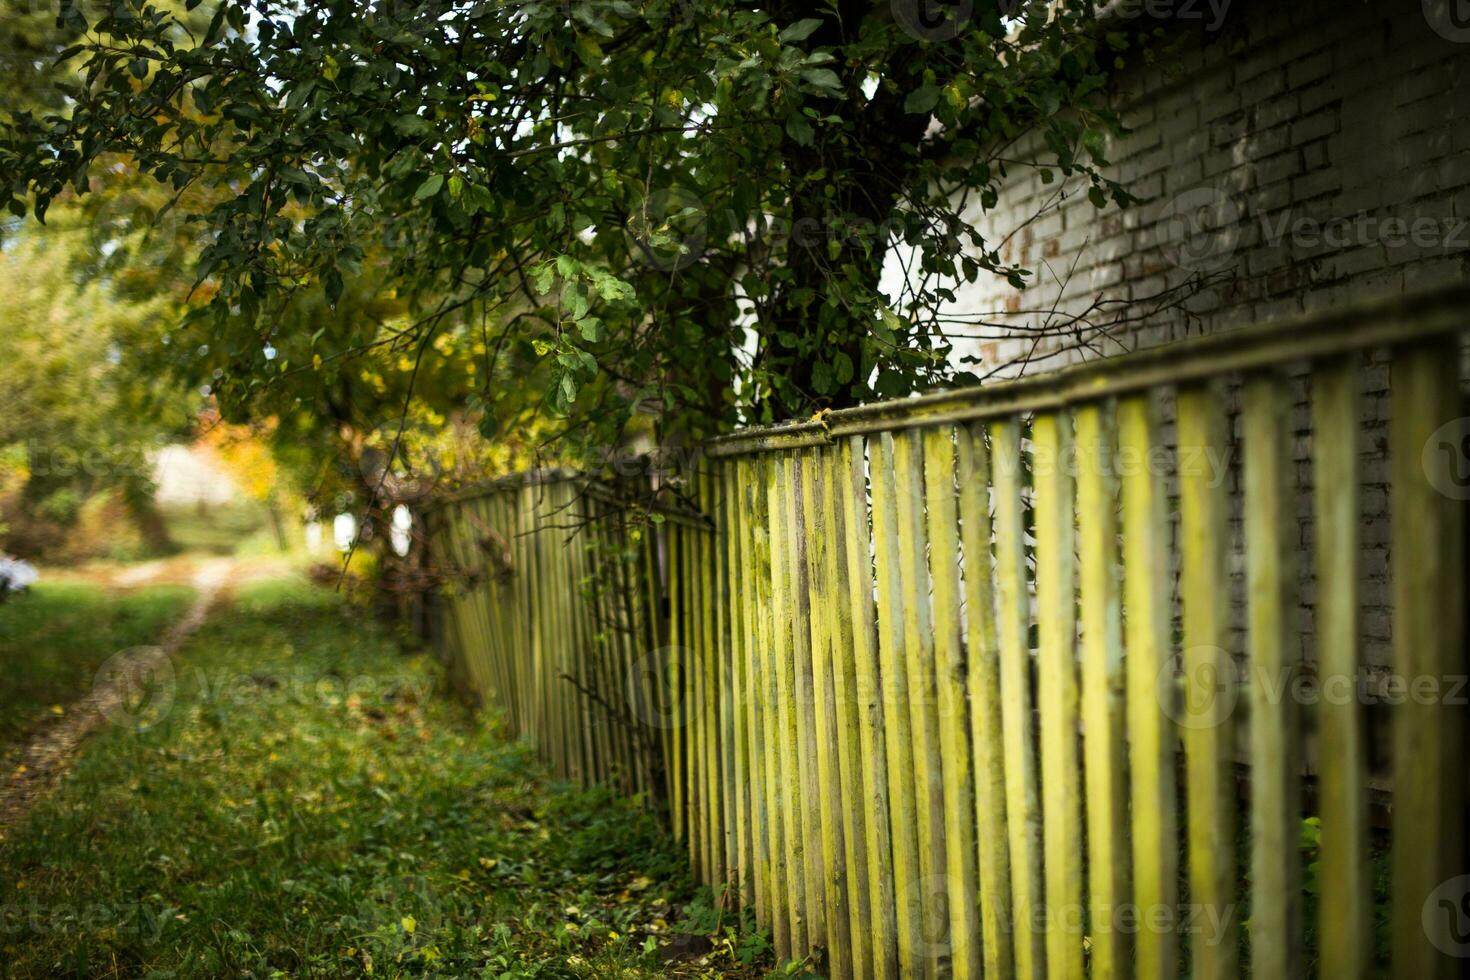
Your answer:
[0,578,783,978]
[0,581,196,761]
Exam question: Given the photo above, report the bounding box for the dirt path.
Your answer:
[0,558,244,833]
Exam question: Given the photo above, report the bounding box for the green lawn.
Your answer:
[0,579,781,978]
[0,581,196,760]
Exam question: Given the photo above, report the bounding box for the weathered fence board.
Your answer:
[1120,392,1181,980]
[1310,360,1370,980]
[1075,402,1129,980]
[424,287,1469,980]
[1177,382,1239,980]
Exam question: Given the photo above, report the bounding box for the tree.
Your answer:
[0,216,196,555]
[3,0,1160,454]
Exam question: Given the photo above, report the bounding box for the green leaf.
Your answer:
[785,115,814,146]
[778,18,824,43]
[800,68,842,95]
[565,281,589,320]
[811,360,833,395]
[413,175,444,201]
[576,317,605,343]
[832,350,854,385]
[877,307,905,344]
[1082,128,1108,164]
[904,85,941,114]
[529,263,556,295]
[393,115,434,137]
[325,267,343,305]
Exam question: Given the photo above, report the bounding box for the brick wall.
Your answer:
[909,0,1470,677]
[915,0,1470,374]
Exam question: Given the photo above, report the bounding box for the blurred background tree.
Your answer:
[0,215,194,558]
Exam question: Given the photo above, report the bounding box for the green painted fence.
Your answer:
[425,287,1469,979]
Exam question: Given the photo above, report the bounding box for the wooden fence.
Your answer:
[424,286,1470,979]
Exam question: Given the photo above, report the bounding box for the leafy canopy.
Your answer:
[3,0,1146,455]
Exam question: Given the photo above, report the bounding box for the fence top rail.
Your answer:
[705,283,1470,457]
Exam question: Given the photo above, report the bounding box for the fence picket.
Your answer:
[1034,411,1085,980]
[1118,393,1180,980]
[725,460,753,911]
[701,469,720,882]
[769,453,810,955]
[800,451,854,979]
[1075,402,1130,980]
[787,454,828,949]
[818,444,876,979]
[892,429,947,979]
[921,425,982,980]
[741,454,774,934]
[1311,358,1371,980]
[755,454,793,957]
[1390,340,1465,980]
[869,433,925,975]
[688,488,708,879]
[1177,382,1240,980]
[842,436,901,979]
[956,424,1015,980]
[990,417,1047,980]
[668,517,686,842]
[1243,375,1303,980]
